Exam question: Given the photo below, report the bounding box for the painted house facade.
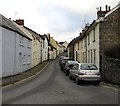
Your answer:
[48,43,57,60]
[0,15,32,78]
[25,27,44,65]
[42,34,48,61]
[59,41,68,52]
[14,23,36,68]
[47,33,57,59]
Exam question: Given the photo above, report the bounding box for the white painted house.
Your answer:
[0,15,32,78]
[13,23,35,68]
[14,20,44,67]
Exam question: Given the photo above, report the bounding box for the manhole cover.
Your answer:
[58,91,64,94]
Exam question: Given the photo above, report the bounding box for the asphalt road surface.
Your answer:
[2,56,119,104]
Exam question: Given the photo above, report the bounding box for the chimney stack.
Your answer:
[97,5,111,19]
[15,19,24,26]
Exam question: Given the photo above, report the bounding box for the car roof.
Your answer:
[67,60,78,63]
[63,57,69,59]
[78,63,96,65]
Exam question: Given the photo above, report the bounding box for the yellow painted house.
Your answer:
[47,33,57,59]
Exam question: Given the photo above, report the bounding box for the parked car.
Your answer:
[60,57,71,71]
[64,60,79,76]
[69,63,101,85]
[59,56,65,66]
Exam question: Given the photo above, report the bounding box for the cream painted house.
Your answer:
[58,43,65,54]
[73,22,100,68]
[48,43,57,60]
[24,27,44,66]
[47,33,57,59]
[42,34,48,61]
[86,21,100,68]
[60,41,68,49]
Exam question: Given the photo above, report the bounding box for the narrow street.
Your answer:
[2,56,118,104]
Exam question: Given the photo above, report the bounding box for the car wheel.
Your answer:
[76,77,80,85]
[69,73,72,80]
[65,71,68,76]
[94,81,100,86]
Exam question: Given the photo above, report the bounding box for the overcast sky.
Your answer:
[0,0,119,42]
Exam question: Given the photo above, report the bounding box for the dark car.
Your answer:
[64,60,79,76]
[59,56,65,66]
[60,57,70,71]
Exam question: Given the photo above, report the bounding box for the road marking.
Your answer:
[2,63,49,89]
[101,85,120,91]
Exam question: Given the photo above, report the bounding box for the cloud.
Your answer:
[0,0,120,43]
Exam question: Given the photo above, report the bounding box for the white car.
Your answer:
[69,63,101,85]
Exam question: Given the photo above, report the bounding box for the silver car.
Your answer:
[69,63,101,85]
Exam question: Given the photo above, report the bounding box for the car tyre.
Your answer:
[94,81,100,86]
[65,71,68,76]
[69,73,72,80]
[76,77,80,85]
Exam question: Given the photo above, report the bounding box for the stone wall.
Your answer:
[104,57,120,85]
[99,5,120,85]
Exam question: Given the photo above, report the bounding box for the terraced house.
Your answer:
[0,15,32,78]
[14,21,42,67]
[68,4,120,85]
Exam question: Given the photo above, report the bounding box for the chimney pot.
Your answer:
[106,5,108,11]
[100,7,102,11]
[109,6,111,11]
[15,19,24,26]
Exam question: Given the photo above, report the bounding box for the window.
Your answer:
[27,40,31,49]
[81,64,98,70]
[93,28,95,42]
[19,36,24,45]
[72,64,79,70]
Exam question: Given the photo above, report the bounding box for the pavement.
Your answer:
[2,60,51,87]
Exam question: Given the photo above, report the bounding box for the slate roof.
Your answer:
[49,42,57,50]
[59,42,64,45]
[0,14,31,40]
[24,26,44,41]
